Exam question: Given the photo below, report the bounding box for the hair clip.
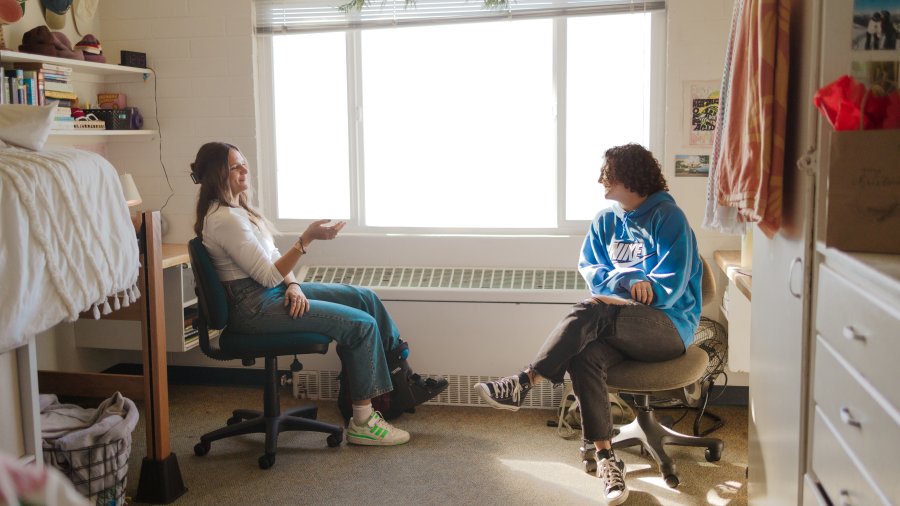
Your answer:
[190,172,200,184]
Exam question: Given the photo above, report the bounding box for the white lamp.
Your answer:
[119,173,143,207]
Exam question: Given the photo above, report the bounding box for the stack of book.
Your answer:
[42,63,77,130]
[0,62,76,129]
[1,67,40,105]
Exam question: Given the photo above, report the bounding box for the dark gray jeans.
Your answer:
[531,300,685,442]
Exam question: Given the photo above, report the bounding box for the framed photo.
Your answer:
[683,81,720,147]
[852,0,900,51]
[850,60,899,93]
[674,154,710,177]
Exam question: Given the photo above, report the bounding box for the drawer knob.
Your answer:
[841,326,867,343]
[840,406,862,429]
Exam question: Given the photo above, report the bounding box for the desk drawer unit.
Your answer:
[816,265,900,410]
[811,408,886,505]
[814,335,899,503]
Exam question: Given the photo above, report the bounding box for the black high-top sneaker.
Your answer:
[474,372,533,411]
[596,449,628,505]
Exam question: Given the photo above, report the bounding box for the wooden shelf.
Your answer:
[0,49,152,77]
[49,129,158,137]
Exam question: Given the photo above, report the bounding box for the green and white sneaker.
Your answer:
[346,411,410,446]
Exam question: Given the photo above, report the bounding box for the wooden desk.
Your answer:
[714,249,752,301]
[162,243,189,269]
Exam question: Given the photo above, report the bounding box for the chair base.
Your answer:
[193,356,343,469]
[611,394,724,488]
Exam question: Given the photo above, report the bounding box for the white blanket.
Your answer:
[0,146,140,353]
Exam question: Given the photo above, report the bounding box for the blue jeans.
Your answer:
[531,300,685,442]
[223,278,399,402]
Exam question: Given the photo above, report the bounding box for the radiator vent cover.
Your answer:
[299,266,585,291]
[292,370,568,410]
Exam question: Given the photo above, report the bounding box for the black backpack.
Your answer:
[336,340,447,421]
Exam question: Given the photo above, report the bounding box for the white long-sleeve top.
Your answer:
[201,204,285,288]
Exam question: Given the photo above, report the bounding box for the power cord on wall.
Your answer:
[146,66,174,213]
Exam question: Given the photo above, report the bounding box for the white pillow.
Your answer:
[0,103,58,151]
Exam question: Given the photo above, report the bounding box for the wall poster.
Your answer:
[683,80,720,147]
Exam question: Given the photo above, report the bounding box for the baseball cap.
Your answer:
[41,0,71,30]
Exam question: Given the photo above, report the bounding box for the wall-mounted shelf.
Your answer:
[49,130,158,137]
[0,49,152,77]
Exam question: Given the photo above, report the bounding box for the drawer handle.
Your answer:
[840,406,862,429]
[788,257,803,299]
[842,326,867,343]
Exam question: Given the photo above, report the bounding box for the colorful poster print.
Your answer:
[684,81,720,147]
[674,154,710,177]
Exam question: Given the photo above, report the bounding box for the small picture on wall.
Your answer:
[674,154,710,177]
[852,0,900,51]
[683,81,720,147]
[850,60,899,93]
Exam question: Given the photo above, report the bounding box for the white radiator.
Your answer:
[290,265,587,409]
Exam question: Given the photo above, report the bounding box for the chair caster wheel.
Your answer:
[258,453,276,470]
[580,443,596,474]
[706,446,722,462]
[664,473,680,488]
[226,416,241,426]
[194,441,210,456]
[327,432,343,448]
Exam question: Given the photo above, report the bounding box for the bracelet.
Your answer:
[293,240,307,255]
[287,282,301,290]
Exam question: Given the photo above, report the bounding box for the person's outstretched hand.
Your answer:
[300,219,346,247]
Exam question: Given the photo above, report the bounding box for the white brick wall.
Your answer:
[99,0,258,244]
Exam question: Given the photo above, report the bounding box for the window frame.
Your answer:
[256,11,666,236]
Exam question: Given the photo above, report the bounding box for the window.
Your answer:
[257,3,665,233]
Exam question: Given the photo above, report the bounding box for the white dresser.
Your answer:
[804,247,900,505]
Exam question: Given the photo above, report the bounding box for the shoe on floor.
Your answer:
[597,451,628,505]
[347,411,410,446]
[474,372,532,411]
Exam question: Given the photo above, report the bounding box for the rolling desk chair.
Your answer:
[605,256,724,488]
[188,237,343,469]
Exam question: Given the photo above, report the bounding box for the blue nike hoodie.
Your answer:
[578,191,702,347]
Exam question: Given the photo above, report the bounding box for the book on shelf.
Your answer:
[43,80,74,94]
[45,90,77,101]
[51,116,75,129]
[45,98,74,108]
[12,61,72,75]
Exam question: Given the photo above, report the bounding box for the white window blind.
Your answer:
[255,0,664,33]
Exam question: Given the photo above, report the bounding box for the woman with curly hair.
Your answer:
[475,143,701,505]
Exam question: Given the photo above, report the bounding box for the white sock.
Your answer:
[352,403,374,425]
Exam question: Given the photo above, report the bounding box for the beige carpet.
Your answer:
[124,385,748,505]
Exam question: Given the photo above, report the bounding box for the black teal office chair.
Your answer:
[188,237,343,470]
[605,256,724,488]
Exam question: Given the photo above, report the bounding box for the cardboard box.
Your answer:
[825,129,900,254]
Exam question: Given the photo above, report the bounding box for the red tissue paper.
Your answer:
[813,75,900,131]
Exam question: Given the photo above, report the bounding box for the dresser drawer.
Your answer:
[811,408,887,505]
[814,336,900,503]
[816,265,900,407]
